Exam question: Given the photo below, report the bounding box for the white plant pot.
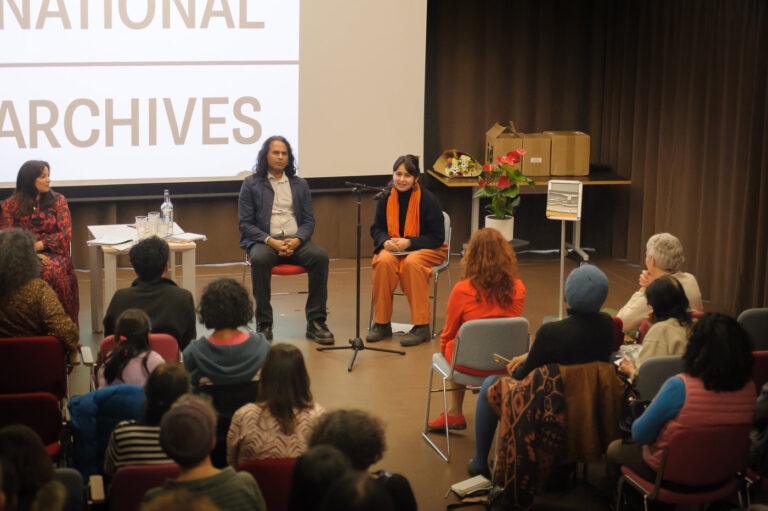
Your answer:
[485,215,515,241]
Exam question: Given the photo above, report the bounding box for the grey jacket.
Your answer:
[238,172,315,250]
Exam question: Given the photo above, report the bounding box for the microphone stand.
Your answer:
[317,182,405,371]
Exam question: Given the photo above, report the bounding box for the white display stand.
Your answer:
[546,180,583,319]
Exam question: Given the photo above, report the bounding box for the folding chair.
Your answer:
[109,463,180,511]
[237,458,297,511]
[0,392,63,460]
[422,317,529,461]
[370,211,453,338]
[636,355,684,401]
[242,254,309,295]
[616,424,751,511]
[739,308,768,351]
[98,333,180,364]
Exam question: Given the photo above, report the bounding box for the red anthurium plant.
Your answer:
[473,149,535,219]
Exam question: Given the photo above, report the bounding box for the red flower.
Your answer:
[447,157,453,163]
[517,148,527,156]
[478,180,487,187]
[497,155,504,163]
[497,176,510,189]
[482,164,492,172]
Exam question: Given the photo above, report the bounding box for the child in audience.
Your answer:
[309,409,416,511]
[618,275,693,379]
[98,309,164,388]
[227,344,324,465]
[143,395,265,511]
[183,279,270,387]
[428,227,526,431]
[104,363,191,476]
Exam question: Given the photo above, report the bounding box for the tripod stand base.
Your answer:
[318,337,406,372]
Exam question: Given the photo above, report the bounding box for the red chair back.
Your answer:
[662,423,751,487]
[110,463,180,511]
[0,337,66,398]
[99,334,180,364]
[612,316,624,351]
[237,458,297,511]
[0,392,61,459]
[753,351,768,395]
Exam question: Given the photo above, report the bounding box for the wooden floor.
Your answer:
[72,251,657,510]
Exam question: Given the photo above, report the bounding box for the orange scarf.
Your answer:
[386,186,421,238]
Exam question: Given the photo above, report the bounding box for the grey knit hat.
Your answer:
[565,264,609,313]
[159,395,216,467]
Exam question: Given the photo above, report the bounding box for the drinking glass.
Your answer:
[147,211,160,236]
[135,216,149,240]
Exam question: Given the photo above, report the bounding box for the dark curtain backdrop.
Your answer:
[425,0,768,315]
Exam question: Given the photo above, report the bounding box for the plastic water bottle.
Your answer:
[160,189,173,236]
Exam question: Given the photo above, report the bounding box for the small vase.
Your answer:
[485,215,515,241]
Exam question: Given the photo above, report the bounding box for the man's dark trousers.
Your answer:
[248,240,329,325]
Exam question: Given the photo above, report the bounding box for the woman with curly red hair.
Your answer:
[427,228,526,430]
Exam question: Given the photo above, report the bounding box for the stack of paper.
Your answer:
[450,475,492,497]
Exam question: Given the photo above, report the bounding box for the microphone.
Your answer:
[344,181,386,199]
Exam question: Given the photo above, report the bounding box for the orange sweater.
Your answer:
[440,278,526,375]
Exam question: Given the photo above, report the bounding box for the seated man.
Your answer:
[238,135,334,345]
[144,395,266,511]
[103,236,196,350]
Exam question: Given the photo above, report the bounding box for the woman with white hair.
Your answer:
[617,233,703,332]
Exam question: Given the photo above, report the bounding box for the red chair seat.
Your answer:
[271,264,307,276]
[621,466,740,504]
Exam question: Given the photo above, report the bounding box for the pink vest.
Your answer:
[642,373,756,470]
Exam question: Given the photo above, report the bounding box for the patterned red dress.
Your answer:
[1,192,80,324]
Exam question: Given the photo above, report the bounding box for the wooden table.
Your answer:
[87,223,197,333]
[427,170,631,259]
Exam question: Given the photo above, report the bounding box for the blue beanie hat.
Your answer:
[565,265,609,313]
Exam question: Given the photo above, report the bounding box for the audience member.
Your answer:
[141,489,221,511]
[144,395,265,511]
[104,363,191,476]
[227,344,324,465]
[428,227,525,431]
[0,160,79,323]
[309,409,416,511]
[238,135,334,344]
[98,309,164,388]
[607,313,756,483]
[367,154,446,346]
[0,425,71,511]
[287,445,352,511]
[104,236,196,349]
[183,279,269,387]
[617,233,703,332]
[318,471,395,511]
[0,228,79,353]
[618,275,693,379]
[468,264,615,477]
[750,382,768,472]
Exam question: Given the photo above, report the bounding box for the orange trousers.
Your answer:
[371,246,448,325]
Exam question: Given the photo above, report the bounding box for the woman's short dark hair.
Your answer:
[129,236,169,281]
[287,445,352,511]
[309,409,386,471]
[318,471,395,511]
[197,278,253,330]
[144,363,191,425]
[0,229,39,299]
[392,154,420,178]
[13,160,54,216]
[103,309,153,386]
[258,344,313,435]
[253,135,296,177]
[0,455,18,511]
[0,425,54,495]
[645,275,692,326]
[683,313,754,391]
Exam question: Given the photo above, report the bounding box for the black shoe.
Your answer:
[400,324,430,346]
[366,323,392,343]
[306,320,335,345]
[468,458,491,479]
[257,323,273,341]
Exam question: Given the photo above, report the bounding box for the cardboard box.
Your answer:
[521,133,551,176]
[485,122,522,171]
[543,131,590,175]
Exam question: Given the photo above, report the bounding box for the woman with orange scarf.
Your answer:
[367,155,447,346]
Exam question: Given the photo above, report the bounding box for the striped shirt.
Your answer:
[227,402,325,467]
[103,421,172,476]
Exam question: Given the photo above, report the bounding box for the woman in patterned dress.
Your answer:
[1,160,79,323]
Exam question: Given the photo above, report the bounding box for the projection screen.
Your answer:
[0,0,427,187]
